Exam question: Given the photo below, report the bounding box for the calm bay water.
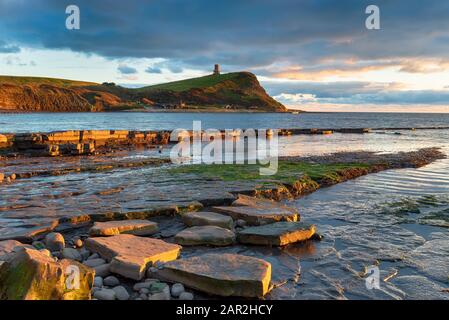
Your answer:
[1,112,449,133]
[0,112,448,299]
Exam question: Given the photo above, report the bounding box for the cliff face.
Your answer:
[0,83,92,112]
[0,72,286,112]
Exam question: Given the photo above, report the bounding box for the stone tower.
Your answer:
[213,64,221,75]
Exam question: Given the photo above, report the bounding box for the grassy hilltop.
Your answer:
[0,72,287,112]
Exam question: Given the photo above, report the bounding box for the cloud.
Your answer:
[266,79,449,106]
[145,66,162,74]
[2,0,449,71]
[117,64,137,74]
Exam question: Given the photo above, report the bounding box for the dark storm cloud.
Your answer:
[1,0,449,70]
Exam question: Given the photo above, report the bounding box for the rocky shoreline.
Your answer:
[0,131,446,300]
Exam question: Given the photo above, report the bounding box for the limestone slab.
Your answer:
[89,219,158,236]
[154,253,271,298]
[85,234,181,280]
[174,226,235,246]
[182,211,233,229]
[237,222,316,246]
[212,205,298,225]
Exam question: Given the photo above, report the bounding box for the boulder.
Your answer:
[154,253,272,298]
[0,248,94,300]
[174,226,235,246]
[89,220,158,237]
[85,234,181,280]
[237,222,316,246]
[45,232,65,252]
[182,211,233,229]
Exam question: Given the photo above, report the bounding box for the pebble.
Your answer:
[94,263,111,277]
[83,258,107,268]
[148,289,170,300]
[139,288,149,295]
[10,174,16,180]
[93,276,103,288]
[179,292,194,300]
[79,247,90,260]
[170,283,185,298]
[74,238,83,248]
[104,276,120,287]
[62,248,82,261]
[87,253,100,260]
[93,289,116,300]
[149,282,168,294]
[113,286,130,301]
[45,232,65,252]
[133,282,153,291]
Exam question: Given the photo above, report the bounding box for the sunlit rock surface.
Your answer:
[85,234,181,280]
[154,253,272,298]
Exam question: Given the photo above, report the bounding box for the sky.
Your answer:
[1,0,449,112]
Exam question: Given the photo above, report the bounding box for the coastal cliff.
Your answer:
[0,72,287,112]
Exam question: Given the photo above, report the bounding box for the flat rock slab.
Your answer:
[154,253,272,297]
[212,206,298,226]
[182,211,234,229]
[89,220,158,236]
[85,234,181,280]
[174,226,235,246]
[237,222,316,246]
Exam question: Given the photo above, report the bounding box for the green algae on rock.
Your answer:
[0,248,94,300]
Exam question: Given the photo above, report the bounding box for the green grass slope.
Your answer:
[0,75,96,87]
